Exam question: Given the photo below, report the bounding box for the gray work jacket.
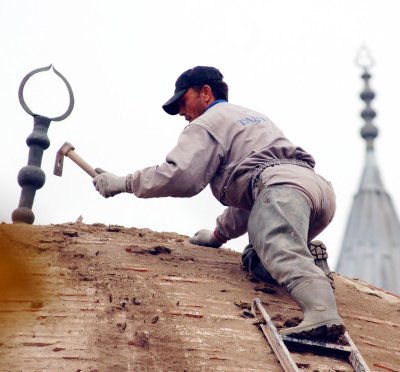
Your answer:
[128,102,316,240]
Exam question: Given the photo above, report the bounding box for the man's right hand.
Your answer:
[93,172,127,198]
[190,229,223,248]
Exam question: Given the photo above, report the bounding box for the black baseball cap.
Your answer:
[162,66,223,115]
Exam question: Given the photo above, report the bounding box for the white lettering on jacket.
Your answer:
[237,115,267,126]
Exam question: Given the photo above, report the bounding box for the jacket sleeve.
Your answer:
[128,124,224,198]
[216,207,250,241]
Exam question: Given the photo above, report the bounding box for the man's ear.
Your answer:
[201,85,214,103]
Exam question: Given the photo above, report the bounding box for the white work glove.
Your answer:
[190,229,226,248]
[93,171,127,198]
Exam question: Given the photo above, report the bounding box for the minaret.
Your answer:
[335,47,400,294]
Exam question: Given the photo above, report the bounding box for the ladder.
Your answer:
[251,297,370,372]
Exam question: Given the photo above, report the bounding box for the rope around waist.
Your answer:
[250,159,314,191]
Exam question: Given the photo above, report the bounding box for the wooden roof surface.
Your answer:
[1,223,399,371]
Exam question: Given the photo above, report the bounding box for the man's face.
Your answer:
[178,87,210,123]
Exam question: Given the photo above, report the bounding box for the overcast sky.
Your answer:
[2,1,400,268]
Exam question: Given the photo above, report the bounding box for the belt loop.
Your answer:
[256,177,265,191]
[253,176,265,199]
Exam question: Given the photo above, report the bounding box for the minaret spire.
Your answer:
[336,47,400,294]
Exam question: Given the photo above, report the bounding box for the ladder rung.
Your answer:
[281,335,352,359]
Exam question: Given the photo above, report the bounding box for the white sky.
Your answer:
[2,1,400,268]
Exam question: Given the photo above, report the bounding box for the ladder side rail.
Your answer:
[344,332,371,372]
[252,298,299,372]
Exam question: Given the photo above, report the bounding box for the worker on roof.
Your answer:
[93,66,345,341]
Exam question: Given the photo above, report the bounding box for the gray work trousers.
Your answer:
[246,184,334,286]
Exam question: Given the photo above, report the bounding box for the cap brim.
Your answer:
[162,89,186,115]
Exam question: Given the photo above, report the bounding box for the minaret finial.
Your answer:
[356,45,378,150]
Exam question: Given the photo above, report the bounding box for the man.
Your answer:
[93,66,345,341]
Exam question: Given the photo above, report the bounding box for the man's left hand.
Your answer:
[93,172,127,198]
[190,229,224,248]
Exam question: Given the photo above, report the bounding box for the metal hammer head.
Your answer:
[54,142,75,176]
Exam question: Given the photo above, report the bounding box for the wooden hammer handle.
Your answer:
[66,149,99,178]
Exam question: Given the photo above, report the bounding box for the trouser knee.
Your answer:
[241,243,276,283]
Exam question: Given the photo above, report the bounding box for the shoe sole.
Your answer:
[281,321,346,342]
[308,240,335,291]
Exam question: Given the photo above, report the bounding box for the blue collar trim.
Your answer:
[206,99,227,111]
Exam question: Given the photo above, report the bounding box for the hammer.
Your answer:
[54,142,99,178]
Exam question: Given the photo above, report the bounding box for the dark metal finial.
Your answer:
[12,66,74,224]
